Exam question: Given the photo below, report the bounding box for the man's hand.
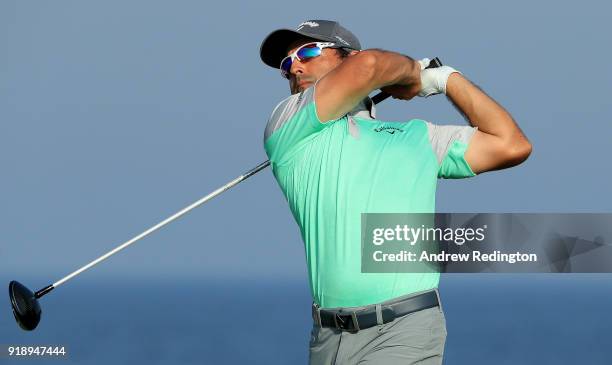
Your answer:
[417,58,462,97]
[379,57,459,100]
[378,58,427,100]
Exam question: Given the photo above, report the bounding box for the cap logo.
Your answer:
[334,35,350,46]
[296,21,319,31]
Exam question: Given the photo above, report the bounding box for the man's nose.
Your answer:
[290,58,306,76]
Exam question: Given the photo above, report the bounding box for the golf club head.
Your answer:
[9,280,42,331]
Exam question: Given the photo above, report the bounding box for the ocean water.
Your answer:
[1,275,611,364]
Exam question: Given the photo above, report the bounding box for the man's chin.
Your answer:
[290,80,314,94]
[291,86,307,94]
[298,83,312,92]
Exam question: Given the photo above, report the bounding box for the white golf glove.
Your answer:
[417,58,462,97]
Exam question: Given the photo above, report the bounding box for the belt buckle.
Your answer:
[334,312,360,333]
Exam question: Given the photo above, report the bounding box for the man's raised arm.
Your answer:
[315,50,421,122]
[446,73,532,174]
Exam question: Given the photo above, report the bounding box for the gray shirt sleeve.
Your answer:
[425,121,478,165]
[263,87,316,142]
[263,87,334,164]
[424,121,478,179]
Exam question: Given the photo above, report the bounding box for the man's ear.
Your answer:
[349,50,360,56]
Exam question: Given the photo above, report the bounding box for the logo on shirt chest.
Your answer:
[374,126,404,135]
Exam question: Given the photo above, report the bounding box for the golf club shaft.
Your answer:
[51,160,270,290]
[46,57,443,295]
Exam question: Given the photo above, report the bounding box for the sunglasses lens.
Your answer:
[297,44,322,60]
[280,57,292,78]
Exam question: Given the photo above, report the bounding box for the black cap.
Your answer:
[260,20,362,69]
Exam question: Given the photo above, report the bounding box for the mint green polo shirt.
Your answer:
[263,86,477,308]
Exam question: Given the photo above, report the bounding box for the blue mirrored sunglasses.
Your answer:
[279,42,337,79]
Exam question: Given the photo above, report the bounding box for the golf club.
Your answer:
[8,57,443,331]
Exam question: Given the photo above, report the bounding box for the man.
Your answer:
[260,20,531,364]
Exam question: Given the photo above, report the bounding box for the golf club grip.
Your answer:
[371,57,443,105]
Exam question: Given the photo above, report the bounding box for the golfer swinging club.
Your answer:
[260,20,531,364]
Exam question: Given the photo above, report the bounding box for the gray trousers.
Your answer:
[309,290,447,365]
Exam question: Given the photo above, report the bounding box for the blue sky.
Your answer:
[1,0,610,283]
